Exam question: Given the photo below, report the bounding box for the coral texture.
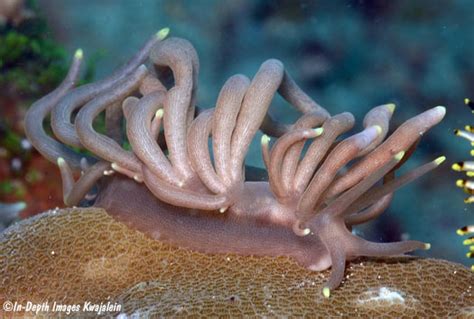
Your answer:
[0,208,472,317]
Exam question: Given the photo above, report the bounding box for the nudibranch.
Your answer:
[24,28,446,297]
[453,98,474,270]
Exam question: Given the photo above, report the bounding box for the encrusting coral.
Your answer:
[0,208,472,317]
[21,28,450,297]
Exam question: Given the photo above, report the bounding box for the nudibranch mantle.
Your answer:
[24,29,446,297]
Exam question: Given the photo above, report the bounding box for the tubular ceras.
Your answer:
[24,29,446,297]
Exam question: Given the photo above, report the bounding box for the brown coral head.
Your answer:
[23,30,446,296]
[1,208,472,317]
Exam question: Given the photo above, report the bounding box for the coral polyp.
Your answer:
[24,30,446,297]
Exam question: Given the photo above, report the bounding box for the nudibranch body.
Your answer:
[24,29,446,297]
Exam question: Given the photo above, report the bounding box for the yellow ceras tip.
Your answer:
[156,27,170,40]
[434,156,446,165]
[465,98,471,105]
[322,287,331,298]
[466,251,473,258]
[464,237,474,245]
[314,127,324,136]
[261,134,271,145]
[219,207,227,214]
[467,171,474,177]
[74,48,83,59]
[386,103,396,113]
[465,125,474,132]
[155,108,164,119]
[471,265,474,272]
[464,196,474,204]
[456,179,466,188]
[452,162,462,171]
[374,125,383,135]
[301,228,311,236]
[57,157,66,166]
[394,151,405,161]
[454,129,461,136]
[423,243,431,250]
[470,150,474,157]
[470,245,474,252]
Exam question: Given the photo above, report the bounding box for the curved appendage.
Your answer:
[326,106,446,198]
[279,70,329,117]
[105,102,123,144]
[260,113,291,137]
[126,91,179,184]
[226,59,330,185]
[150,37,199,182]
[212,75,250,187]
[142,167,230,210]
[259,69,330,137]
[57,158,111,206]
[50,30,169,149]
[315,152,404,220]
[293,113,355,193]
[230,59,285,182]
[139,72,167,95]
[310,153,444,297]
[342,170,395,226]
[307,153,431,296]
[188,109,227,194]
[136,56,330,213]
[345,193,393,226]
[296,125,382,222]
[345,156,446,219]
[267,127,323,200]
[280,113,326,194]
[358,103,395,156]
[75,65,148,180]
[24,49,93,170]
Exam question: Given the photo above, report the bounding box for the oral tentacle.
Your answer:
[352,238,429,257]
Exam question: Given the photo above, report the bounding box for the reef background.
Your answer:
[1,0,473,266]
